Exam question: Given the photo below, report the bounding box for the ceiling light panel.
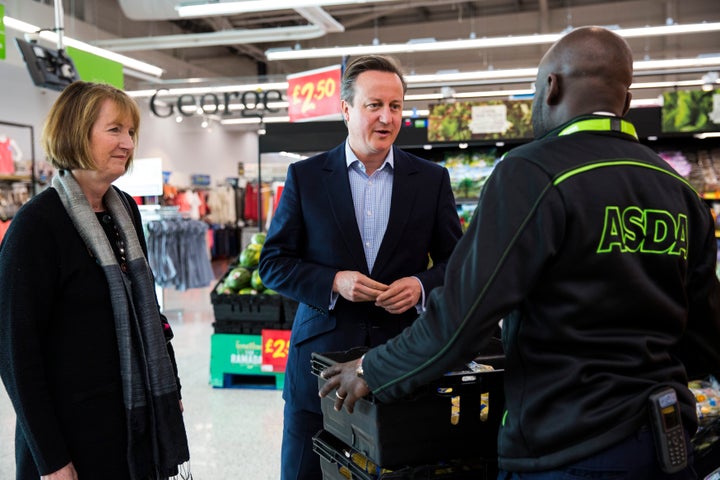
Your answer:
[176,0,400,18]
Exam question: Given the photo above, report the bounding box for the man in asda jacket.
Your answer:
[320,26,720,479]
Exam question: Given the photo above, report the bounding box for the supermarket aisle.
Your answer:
[0,266,284,479]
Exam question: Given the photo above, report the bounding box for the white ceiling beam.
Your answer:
[295,6,345,33]
[91,25,328,52]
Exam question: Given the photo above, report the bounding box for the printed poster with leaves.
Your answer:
[662,89,720,133]
[428,100,533,142]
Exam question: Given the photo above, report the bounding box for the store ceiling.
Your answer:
[23,0,720,113]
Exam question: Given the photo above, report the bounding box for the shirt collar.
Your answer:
[345,139,394,172]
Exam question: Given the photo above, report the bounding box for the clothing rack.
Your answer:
[138,205,185,222]
[139,205,214,313]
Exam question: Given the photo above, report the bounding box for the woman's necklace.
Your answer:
[100,213,128,272]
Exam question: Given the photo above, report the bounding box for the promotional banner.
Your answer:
[662,89,720,133]
[428,99,533,142]
[262,328,291,372]
[287,65,342,122]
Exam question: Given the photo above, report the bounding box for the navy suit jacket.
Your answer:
[259,142,462,412]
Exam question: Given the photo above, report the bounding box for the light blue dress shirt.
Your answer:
[329,141,425,311]
[345,141,394,272]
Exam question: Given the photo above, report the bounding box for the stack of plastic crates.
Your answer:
[311,347,505,479]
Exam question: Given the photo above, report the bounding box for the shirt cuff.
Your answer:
[413,276,426,313]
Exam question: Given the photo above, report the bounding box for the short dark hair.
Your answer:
[340,55,407,105]
[42,81,140,171]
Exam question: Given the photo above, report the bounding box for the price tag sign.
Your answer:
[287,65,342,122]
[261,329,291,372]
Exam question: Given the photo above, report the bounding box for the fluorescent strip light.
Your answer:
[177,0,398,18]
[630,79,705,89]
[221,116,291,125]
[406,68,539,84]
[634,56,720,71]
[266,22,720,61]
[225,102,289,111]
[4,16,163,77]
[618,22,720,38]
[220,109,430,125]
[453,88,535,98]
[405,93,444,101]
[629,98,662,107]
[406,109,429,117]
[403,55,720,87]
[92,25,326,52]
[267,34,560,60]
[694,132,720,139]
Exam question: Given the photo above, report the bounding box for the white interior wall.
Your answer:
[134,102,259,188]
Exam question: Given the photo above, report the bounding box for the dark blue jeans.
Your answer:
[498,428,697,480]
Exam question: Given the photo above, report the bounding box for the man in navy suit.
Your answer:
[259,54,462,479]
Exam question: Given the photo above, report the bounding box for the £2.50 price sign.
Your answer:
[287,65,342,122]
[262,329,291,372]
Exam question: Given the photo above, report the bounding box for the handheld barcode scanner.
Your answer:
[648,387,688,473]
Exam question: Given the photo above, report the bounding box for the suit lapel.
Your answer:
[323,144,370,274]
[371,148,418,277]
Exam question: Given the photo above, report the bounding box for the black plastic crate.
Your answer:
[313,429,496,480]
[213,319,287,335]
[210,266,283,322]
[312,348,504,468]
[692,417,720,478]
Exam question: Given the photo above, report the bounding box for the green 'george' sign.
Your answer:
[66,45,124,89]
[0,5,6,61]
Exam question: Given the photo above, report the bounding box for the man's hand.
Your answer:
[42,462,78,480]
[333,271,388,302]
[375,276,421,314]
[319,359,371,413]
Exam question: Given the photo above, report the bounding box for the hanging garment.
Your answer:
[146,218,215,291]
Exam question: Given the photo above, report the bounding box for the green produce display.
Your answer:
[251,268,265,292]
[662,89,720,133]
[215,284,234,295]
[250,232,266,245]
[224,267,251,291]
[239,238,263,268]
[216,233,272,296]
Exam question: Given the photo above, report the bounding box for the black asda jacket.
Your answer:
[361,115,720,472]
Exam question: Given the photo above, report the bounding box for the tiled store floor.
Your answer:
[0,264,284,479]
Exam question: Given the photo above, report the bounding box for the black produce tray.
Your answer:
[312,348,504,468]
[212,319,287,335]
[313,429,497,480]
[210,267,283,323]
[692,417,720,478]
[211,292,283,322]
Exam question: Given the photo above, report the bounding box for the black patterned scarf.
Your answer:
[52,170,190,479]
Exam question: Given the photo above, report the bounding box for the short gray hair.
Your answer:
[340,55,407,105]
